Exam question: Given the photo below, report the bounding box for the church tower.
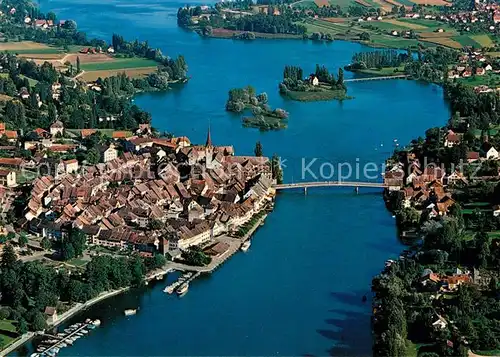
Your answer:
[205,125,214,169]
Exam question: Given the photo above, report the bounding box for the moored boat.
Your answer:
[176,283,189,296]
[124,309,137,316]
[241,241,251,252]
[93,319,101,327]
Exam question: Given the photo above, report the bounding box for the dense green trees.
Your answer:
[349,49,408,70]
[280,64,346,92]
[0,241,154,333]
[182,247,211,266]
[61,228,87,261]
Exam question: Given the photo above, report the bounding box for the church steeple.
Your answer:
[206,124,213,147]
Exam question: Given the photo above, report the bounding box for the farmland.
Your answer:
[79,57,158,71]
[80,67,157,82]
[0,43,161,82]
[0,41,63,54]
[470,34,494,47]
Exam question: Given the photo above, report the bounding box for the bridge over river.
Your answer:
[273,181,388,193]
[344,75,410,83]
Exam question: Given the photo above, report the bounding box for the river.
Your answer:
[14,0,450,355]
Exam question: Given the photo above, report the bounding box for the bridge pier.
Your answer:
[304,187,307,195]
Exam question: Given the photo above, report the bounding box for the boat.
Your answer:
[30,353,39,357]
[81,329,88,334]
[124,309,137,316]
[93,319,101,327]
[241,241,251,252]
[176,283,189,296]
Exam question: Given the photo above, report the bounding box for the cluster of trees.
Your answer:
[227,13,307,35]
[349,50,408,70]
[111,34,188,81]
[61,228,87,261]
[0,242,158,333]
[225,85,268,113]
[280,64,345,92]
[181,246,211,266]
[226,85,288,130]
[405,47,458,82]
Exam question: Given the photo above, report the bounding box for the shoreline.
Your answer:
[4,210,271,355]
[0,288,129,356]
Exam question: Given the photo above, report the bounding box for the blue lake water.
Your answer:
[14,0,450,355]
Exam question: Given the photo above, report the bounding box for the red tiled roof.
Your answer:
[112,131,129,139]
[0,158,22,167]
[5,130,17,139]
[467,151,480,159]
[81,129,97,138]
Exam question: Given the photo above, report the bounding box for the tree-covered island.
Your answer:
[226,85,289,130]
[279,65,348,101]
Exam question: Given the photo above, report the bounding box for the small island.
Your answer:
[226,85,289,131]
[279,65,348,102]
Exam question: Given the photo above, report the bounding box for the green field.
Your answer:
[303,19,421,48]
[458,72,500,87]
[452,35,482,48]
[362,21,412,31]
[471,34,494,47]
[283,88,348,101]
[20,74,38,87]
[3,48,63,54]
[353,66,405,76]
[0,320,17,334]
[80,58,158,71]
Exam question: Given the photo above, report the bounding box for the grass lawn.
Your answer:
[20,74,38,87]
[488,231,500,239]
[0,320,17,334]
[452,35,481,48]
[471,33,494,47]
[363,21,412,31]
[353,66,405,75]
[284,88,348,101]
[326,0,356,8]
[405,340,418,357]
[80,57,158,71]
[3,47,63,54]
[458,72,500,87]
[67,258,89,267]
[0,333,16,349]
[16,169,37,184]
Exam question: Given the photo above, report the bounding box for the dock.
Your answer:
[36,320,97,356]
[163,271,199,294]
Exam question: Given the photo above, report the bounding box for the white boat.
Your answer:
[124,309,137,316]
[81,329,88,334]
[30,353,39,357]
[241,241,251,252]
[93,319,101,327]
[176,283,189,296]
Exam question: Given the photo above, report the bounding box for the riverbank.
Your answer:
[0,288,129,356]
[209,28,302,40]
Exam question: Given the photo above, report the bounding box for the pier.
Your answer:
[36,321,94,356]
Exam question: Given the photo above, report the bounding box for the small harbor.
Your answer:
[32,319,101,357]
